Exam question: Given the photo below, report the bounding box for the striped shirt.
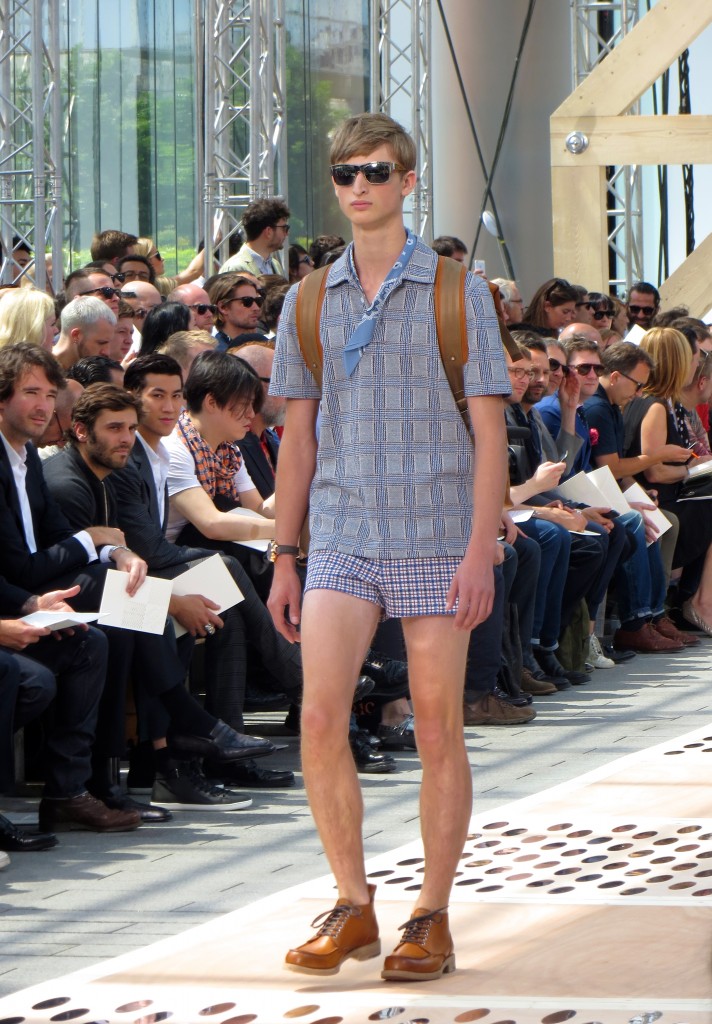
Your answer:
[270,237,510,558]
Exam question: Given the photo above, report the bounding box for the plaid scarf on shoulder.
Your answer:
[177,410,243,503]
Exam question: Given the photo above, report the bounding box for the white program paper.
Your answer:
[509,509,533,524]
[227,506,272,552]
[622,482,672,546]
[555,472,608,508]
[587,465,632,515]
[21,611,102,630]
[98,569,172,635]
[171,554,245,638]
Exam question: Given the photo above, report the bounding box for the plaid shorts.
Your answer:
[305,550,462,619]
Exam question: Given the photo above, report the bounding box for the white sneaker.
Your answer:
[589,634,615,669]
[0,851,9,870]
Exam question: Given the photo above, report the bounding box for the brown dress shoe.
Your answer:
[285,883,380,975]
[463,692,535,726]
[520,668,557,696]
[39,793,141,833]
[613,622,683,653]
[382,906,455,981]
[653,615,701,647]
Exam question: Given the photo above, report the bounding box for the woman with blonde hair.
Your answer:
[0,287,57,350]
[623,326,712,632]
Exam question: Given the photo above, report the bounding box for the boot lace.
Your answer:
[398,906,447,945]
[310,902,360,939]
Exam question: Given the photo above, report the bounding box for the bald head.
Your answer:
[168,282,214,332]
[233,343,284,428]
[559,322,602,346]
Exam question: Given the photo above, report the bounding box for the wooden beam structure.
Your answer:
[551,0,712,294]
[658,230,712,318]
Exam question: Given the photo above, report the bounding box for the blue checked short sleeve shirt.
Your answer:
[270,237,511,558]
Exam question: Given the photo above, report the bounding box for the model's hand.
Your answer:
[111,548,148,597]
[0,619,49,650]
[169,594,223,637]
[447,548,498,631]
[267,560,303,643]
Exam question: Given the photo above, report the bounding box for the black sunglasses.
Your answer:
[617,370,645,393]
[188,303,217,316]
[225,295,263,308]
[80,286,119,300]
[110,272,127,284]
[548,357,570,376]
[628,304,656,315]
[151,251,162,261]
[570,362,605,377]
[592,308,614,321]
[330,161,406,186]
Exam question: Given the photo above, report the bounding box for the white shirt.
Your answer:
[0,432,97,561]
[163,428,256,542]
[135,432,170,525]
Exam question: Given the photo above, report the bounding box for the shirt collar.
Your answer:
[0,431,27,470]
[325,235,438,289]
[136,430,169,467]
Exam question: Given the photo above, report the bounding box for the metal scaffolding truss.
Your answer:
[200,0,287,269]
[0,0,62,290]
[570,0,642,291]
[371,0,432,241]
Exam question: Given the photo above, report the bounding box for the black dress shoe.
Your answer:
[242,686,291,712]
[349,730,397,774]
[99,788,173,823]
[0,813,57,852]
[170,720,276,762]
[493,686,533,707]
[204,758,295,788]
[532,648,576,689]
[601,643,636,663]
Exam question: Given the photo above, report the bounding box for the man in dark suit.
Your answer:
[114,354,302,788]
[232,343,282,500]
[0,344,274,823]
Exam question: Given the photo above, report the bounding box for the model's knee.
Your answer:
[300,702,350,746]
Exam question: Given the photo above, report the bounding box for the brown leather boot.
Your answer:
[382,906,455,981]
[39,793,141,833]
[285,883,380,975]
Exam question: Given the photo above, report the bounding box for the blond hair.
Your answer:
[0,288,55,349]
[639,327,691,400]
[329,113,416,170]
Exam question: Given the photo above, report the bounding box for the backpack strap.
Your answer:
[295,264,329,389]
[434,255,469,430]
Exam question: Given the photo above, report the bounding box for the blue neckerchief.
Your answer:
[342,229,417,376]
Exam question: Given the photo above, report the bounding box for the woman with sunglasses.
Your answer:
[585,292,615,331]
[623,327,712,634]
[134,237,206,297]
[522,278,579,333]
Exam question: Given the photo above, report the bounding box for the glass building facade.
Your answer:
[57,0,370,272]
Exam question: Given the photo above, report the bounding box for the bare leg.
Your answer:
[300,589,381,904]
[401,615,471,910]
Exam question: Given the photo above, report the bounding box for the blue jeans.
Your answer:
[518,517,571,648]
[614,509,667,628]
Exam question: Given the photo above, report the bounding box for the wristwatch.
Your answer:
[269,542,300,563]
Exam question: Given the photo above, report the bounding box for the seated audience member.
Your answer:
[42,382,278,810]
[623,326,712,633]
[163,352,275,596]
[680,348,712,455]
[308,233,345,269]
[64,268,121,316]
[207,273,268,350]
[570,286,597,327]
[610,295,628,338]
[544,336,568,396]
[108,301,135,363]
[119,280,163,353]
[67,355,124,388]
[538,334,605,475]
[232,343,282,498]
[523,278,579,333]
[261,284,290,336]
[134,238,206,297]
[559,321,603,349]
[52,296,116,371]
[599,328,622,350]
[35,379,84,460]
[626,281,660,329]
[584,292,615,333]
[490,278,524,324]
[157,330,215,377]
[114,354,305,787]
[218,197,290,276]
[503,344,602,687]
[672,317,712,355]
[288,244,313,284]
[139,301,191,356]
[652,305,689,328]
[116,254,155,285]
[431,235,468,263]
[0,583,118,843]
[584,342,693,653]
[90,229,138,266]
[167,283,216,332]
[0,289,57,350]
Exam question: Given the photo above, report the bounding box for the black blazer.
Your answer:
[108,441,211,570]
[0,440,89,591]
[236,429,279,500]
